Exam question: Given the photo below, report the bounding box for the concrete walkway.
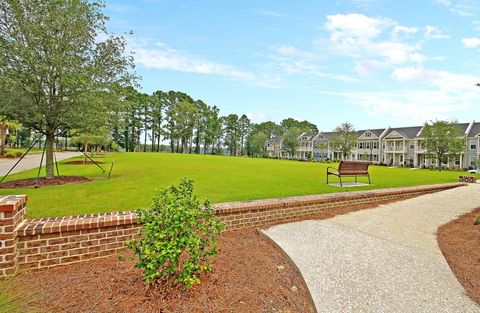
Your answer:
[0,152,82,176]
[263,184,480,313]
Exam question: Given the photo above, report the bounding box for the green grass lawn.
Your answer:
[0,152,477,218]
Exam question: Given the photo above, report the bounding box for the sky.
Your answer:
[104,0,480,131]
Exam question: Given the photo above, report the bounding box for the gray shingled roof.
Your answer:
[469,122,480,137]
[416,122,472,137]
[385,126,423,139]
[318,132,333,140]
[457,122,471,136]
[357,128,386,138]
[299,132,317,141]
[268,135,283,144]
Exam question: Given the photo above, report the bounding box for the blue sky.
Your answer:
[105,0,480,131]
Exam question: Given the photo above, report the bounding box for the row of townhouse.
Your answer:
[267,121,480,169]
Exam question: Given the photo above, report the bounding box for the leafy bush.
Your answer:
[475,216,480,225]
[127,179,223,289]
[3,148,25,158]
[4,151,17,158]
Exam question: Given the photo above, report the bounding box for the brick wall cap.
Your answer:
[0,195,27,212]
[212,182,465,215]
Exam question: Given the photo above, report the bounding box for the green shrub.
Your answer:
[3,149,25,158]
[4,151,16,158]
[127,178,223,289]
[475,216,480,225]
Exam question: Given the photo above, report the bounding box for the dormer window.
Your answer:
[365,131,372,137]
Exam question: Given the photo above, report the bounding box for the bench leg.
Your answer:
[339,176,343,187]
[326,172,329,184]
[368,174,371,185]
[355,175,357,183]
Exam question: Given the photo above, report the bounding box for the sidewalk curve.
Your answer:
[0,152,82,176]
[263,184,480,313]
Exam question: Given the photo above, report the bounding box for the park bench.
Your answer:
[327,161,371,187]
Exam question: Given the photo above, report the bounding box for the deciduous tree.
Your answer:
[331,122,357,160]
[421,120,465,171]
[0,0,134,178]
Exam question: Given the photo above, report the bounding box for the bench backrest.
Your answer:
[338,161,370,175]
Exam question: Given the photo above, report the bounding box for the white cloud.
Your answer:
[317,66,480,124]
[246,112,269,122]
[434,0,477,16]
[276,46,324,61]
[325,13,392,44]
[392,67,434,82]
[254,10,285,17]
[263,54,358,83]
[393,25,419,35]
[345,90,473,124]
[392,67,478,92]
[472,20,480,30]
[135,44,255,81]
[462,37,480,48]
[355,60,383,74]
[424,26,450,39]
[324,14,430,66]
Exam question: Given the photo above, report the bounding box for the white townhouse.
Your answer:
[354,128,389,163]
[266,120,480,169]
[467,122,480,168]
[381,126,423,166]
[266,135,284,158]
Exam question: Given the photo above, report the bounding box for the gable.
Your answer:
[384,130,406,139]
[358,130,379,140]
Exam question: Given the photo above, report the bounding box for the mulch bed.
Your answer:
[0,176,90,189]
[437,207,480,305]
[7,195,410,312]
[63,160,105,165]
[15,229,315,313]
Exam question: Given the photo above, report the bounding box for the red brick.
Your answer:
[60,255,81,264]
[40,258,61,267]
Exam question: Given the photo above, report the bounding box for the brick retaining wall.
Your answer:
[0,182,466,276]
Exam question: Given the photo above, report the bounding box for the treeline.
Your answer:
[102,87,319,157]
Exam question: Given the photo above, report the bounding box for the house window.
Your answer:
[372,142,378,149]
[469,139,476,150]
[470,157,477,166]
[359,142,364,149]
[365,131,372,137]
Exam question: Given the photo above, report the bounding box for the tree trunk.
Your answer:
[151,129,155,152]
[0,126,6,156]
[143,127,147,152]
[157,132,161,152]
[45,132,55,179]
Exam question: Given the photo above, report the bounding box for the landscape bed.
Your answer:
[4,191,423,313]
[0,152,476,218]
[6,229,314,313]
[437,207,480,305]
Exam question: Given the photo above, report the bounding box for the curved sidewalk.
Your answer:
[0,151,82,176]
[263,183,480,313]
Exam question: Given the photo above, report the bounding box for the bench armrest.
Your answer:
[326,166,337,172]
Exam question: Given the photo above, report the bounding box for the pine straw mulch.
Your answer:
[0,176,90,189]
[14,229,315,313]
[10,196,406,312]
[437,207,480,305]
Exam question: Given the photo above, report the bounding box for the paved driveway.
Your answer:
[0,152,82,177]
[263,184,480,313]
